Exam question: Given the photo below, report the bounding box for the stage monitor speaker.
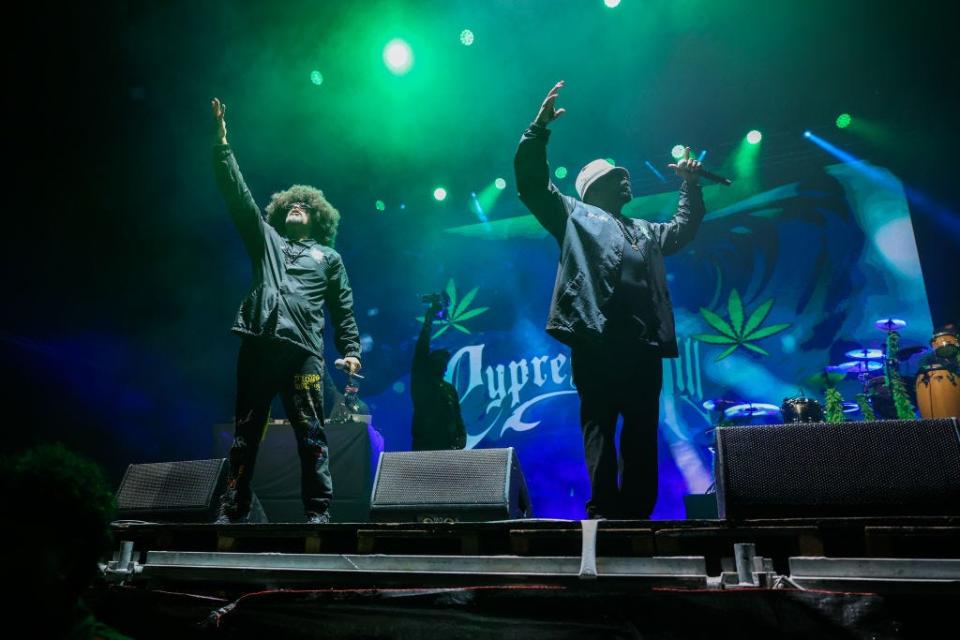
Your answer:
[116,458,266,523]
[715,418,960,519]
[369,448,531,523]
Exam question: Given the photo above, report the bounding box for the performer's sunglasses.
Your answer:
[287,202,315,213]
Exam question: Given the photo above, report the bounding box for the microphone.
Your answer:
[334,358,364,379]
[692,166,733,186]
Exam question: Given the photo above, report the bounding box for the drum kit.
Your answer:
[702,318,960,427]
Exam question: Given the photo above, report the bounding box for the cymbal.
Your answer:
[724,402,780,418]
[875,317,906,332]
[844,348,884,360]
[842,402,860,414]
[828,361,884,375]
[702,398,737,411]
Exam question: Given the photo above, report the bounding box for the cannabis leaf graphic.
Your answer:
[693,289,790,361]
[415,278,490,339]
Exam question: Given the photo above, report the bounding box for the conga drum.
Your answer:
[915,365,960,418]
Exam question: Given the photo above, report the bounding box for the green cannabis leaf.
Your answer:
[693,289,790,361]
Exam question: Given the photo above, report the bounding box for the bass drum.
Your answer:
[915,365,960,418]
[780,397,824,423]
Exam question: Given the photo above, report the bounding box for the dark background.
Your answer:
[3,0,956,482]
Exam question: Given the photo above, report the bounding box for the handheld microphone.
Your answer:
[692,166,733,186]
[334,358,364,379]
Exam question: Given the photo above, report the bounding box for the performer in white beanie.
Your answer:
[513,81,706,519]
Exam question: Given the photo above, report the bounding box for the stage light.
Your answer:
[643,160,666,182]
[475,179,506,221]
[433,187,448,201]
[554,166,568,179]
[732,134,761,181]
[470,192,489,223]
[671,145,686,159]
[360,334,374,353]
[804,130,960,238]
[604,0,622,7]
[383,39,413,75]
[605,157,616,166]
[460,29,474,46]
[836,113,852,129]
[375,200,386,211]
[310,70,324,86]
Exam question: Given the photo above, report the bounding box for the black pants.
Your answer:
[571,342,663,519]
[220,337,332,518]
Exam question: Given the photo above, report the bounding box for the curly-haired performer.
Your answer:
[211,98,361,524]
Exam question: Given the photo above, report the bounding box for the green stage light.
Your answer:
[671,145,686,160]
[310,70,324,86]
[375,200,386,212]
[433,187,448,201]
[460,29,474,46]
[836,113,852,129]
[605,157,616,166]
[383,39,413,75]
[605,0,622,7]
[494,178,507,190]
[554,166,568,179]
[746,130,763,144]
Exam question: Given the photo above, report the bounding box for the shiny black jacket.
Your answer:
[213,144,360,361]
[514,124,705,357]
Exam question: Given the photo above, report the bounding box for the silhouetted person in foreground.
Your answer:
[1,443,129,639]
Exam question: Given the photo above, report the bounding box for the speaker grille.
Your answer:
[373,449,510,506]
[717,418,960,518]
[117,459,225,513]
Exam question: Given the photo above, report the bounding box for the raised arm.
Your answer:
[210,98,267,255]
[411,303,438,397]
[325,252,362,372]
[651,146,707,255]
[514,81,573,242]
[415,303,440,365]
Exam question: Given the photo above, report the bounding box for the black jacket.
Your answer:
[514,124,705,358]
[213,144,361,361]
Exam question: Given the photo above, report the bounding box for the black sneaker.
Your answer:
[306,511,330,524]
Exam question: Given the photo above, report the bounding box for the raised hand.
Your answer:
[534,81,567,127]
[667,146,702,184]
[211,97,228,145]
